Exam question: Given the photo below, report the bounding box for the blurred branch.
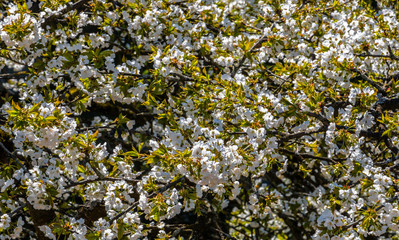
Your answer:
[376,97,399,111]
[0,55,27,66]
[0,142,28,172]
[6,204,25,219]
[0,72,29,79]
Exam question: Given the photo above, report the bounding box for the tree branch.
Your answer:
[108,176,186,224]
[351,69,386,95]
[279,148,345,163]
[343,195,398,230]
[41,0,91,28]
[0,142,28,172]
[279,126,327,143]
[232,34,268,77]
[0,72,29,79]
[168,72,196,82]
[65,176,139,188]
[305,112,330,126]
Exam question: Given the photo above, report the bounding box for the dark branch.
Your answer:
[108,176,186,224]
[0,142,27,172]
[65,177,139,188]
[232,34,268,77]
[41,0,91,28]
[279,148,344,163]
[351,69,386,95]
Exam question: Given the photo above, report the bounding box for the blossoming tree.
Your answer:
[1,0,399,239]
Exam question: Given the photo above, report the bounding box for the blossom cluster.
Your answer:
[1,0,399,239]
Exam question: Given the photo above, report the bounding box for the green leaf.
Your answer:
[45,116,58,121]
[123,150,138,157]
[138,142,144,153]
[382,128,393,138]
[100,50,113,57]
[77,165,86,173]
[117,223,124,240]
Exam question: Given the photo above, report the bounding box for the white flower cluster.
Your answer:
[2,0,399,239]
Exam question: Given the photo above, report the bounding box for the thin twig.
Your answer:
[0,72,29,79]
[279,148,345,163]
[168,72,196,82]
[65,177,139,188]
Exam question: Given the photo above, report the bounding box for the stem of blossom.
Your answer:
[271,72,294,94]
[383,136,399,155]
